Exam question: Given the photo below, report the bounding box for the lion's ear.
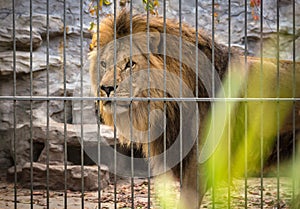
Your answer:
[149,31,161,54]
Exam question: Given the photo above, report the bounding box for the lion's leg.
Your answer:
[179,150,209,209]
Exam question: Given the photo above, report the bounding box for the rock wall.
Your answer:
[0,0,299,190]
[168,0,300,60]
[0,0,112,190]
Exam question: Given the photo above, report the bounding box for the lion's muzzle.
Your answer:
[100,85,118,97]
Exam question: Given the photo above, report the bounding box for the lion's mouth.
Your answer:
[102,100,111,106]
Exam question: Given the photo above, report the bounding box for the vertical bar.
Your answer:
[292,0,296,202]
[178,0,183,191]
[211,0,216,208]
[113,1,117,208]
[97,106,102,209]
[97,115,101,209]
[97,95,102,209]
[163,0,167,168]
[29,0,34,208]
[163,1,167,208]
[259,1,264,208]
[227,0,231,208]
[146,2,151,208]
[195,0,199,206]
[46,0,50,207]
[63,0,68,207]
[276,0,280,207]
[129,1,134,208]
[244,0,248,208]
[96,0,102,208]
[12,0,17,208]
[80,0,85,208]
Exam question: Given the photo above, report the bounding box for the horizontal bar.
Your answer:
[0,96,299,102]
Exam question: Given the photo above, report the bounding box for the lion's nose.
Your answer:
[100,85,118,97]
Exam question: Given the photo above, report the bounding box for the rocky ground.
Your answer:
[0,169,295,209]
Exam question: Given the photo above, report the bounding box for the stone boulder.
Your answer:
[7,162,110,191]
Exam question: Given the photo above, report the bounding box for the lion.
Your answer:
[89,10,300,208]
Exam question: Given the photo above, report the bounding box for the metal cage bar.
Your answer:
[243,0,249,208]
[211,1,216,207]
[63,0,68,206]
[259,2,264,208]
[12,0,17,208]
[1,0,299,208]
[276,0,281,207]
[46,0,50,208]
[227,1,232,208]
[292,0,297,201]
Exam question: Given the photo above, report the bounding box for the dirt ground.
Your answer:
[0,170,295,209]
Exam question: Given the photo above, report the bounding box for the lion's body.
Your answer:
[89,11,300,208]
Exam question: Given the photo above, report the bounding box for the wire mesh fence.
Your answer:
[0,0,299,208]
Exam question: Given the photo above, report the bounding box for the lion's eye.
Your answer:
[124,61,136,71]
[100,61,106,68]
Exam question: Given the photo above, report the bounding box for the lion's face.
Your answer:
[98,43,151,114]
[90,34,169,141]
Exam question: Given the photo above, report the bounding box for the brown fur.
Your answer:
[89,10,300,208]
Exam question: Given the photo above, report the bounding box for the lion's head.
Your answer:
[89,10,230,168]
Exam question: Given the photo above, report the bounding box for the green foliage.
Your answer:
[142,0,159,15]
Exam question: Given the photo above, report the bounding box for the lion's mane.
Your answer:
[89,10,232,177]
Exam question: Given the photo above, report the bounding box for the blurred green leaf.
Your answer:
[103,0,112,5]
[89,22,95,31]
